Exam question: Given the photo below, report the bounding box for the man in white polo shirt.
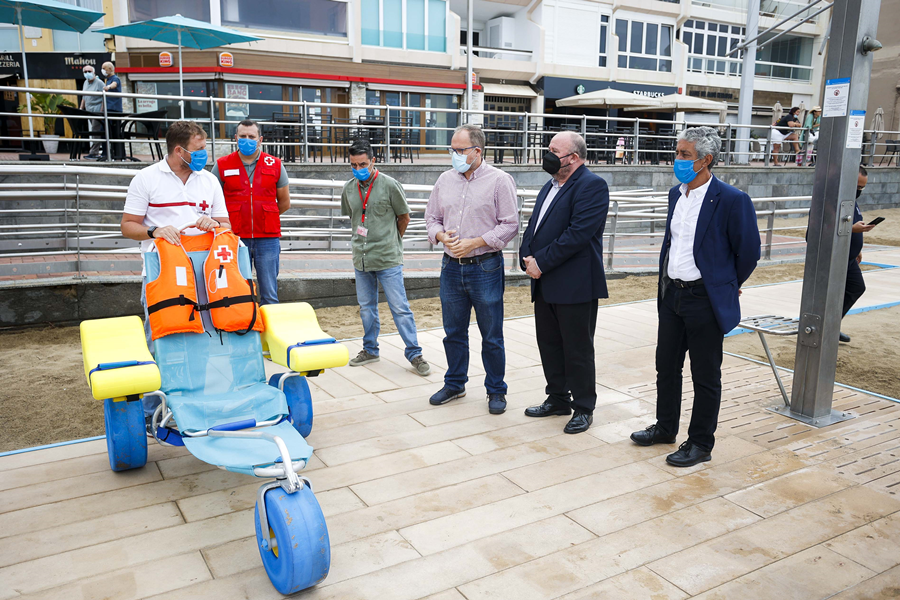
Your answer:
[121,120,229,250]
[120,120,230,420]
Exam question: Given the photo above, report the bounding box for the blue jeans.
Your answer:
[244,237,281,306]
[354,265,422,362]
[440,253,507,394]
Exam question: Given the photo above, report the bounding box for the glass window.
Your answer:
[706,35,716,55]
[693,33,704,54]
[221,0,347,36]
[720,24,730,32]
[423,93,457,149]
[52,30,106,52]
[602,15,609,23]
[717,36,728,56]
[407,0,425,50]
[150,81,216,128]
[646,23,658,55]
[661,25,672,56]
[629,56,657,71]
[685,20,694,27]
[427,0,446,52]
[382,0,402,47]
[659,60,672,72]
[361,0,379,45]
[129,0,209,22]
[630,21,643,54]
[732,26,741,34]
[683,31,692,47]
[618,55,627,68]
[694,21,705,29]
[616,20,628,52]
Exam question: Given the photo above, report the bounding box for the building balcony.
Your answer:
[686,54,814,84]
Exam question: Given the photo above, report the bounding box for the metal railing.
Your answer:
[0,165,813,279]
[2,84,898,168]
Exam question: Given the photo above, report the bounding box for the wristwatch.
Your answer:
[147,226,158,239]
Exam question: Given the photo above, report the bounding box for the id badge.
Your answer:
[356,225,368,237]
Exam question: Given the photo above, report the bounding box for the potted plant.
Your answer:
[18,92,76,154]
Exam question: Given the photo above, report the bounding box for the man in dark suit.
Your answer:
[520,131,609,434]
[631,126,760,466]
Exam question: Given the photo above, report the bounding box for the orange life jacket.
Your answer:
[146,228,263,340]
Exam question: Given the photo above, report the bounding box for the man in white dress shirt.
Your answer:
[630,127,760,466]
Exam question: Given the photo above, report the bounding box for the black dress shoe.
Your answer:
[665,441,712,467]
[839,332,851,343]
[564,412,593,434]
[524,400,572,418]
[630,423,677,447]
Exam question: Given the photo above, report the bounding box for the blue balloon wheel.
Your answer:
[103,397,147,472]
[255,484,331,594]
[268,373,314,438]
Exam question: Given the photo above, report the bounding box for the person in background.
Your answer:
[341,140,430,377]
[79,64,105,160]
[425,124,519,414]
[100,62,124,160]
[771,106,802,167]
[519,131,610,434]
[803,106,821,165]
[211,119,290,305]
[840,165,878,343]
[630,126,760,467]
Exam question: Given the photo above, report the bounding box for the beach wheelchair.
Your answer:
[79,227,348,595]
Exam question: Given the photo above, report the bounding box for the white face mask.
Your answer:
[83,71,94,80]
[100,69,108,77]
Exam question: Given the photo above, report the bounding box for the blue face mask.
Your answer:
[237,137,257,156]
[180,146,208,172]
[84,72,94,81]
[352,167,370,181]
[451,151,473,173]
[673,158,702,184]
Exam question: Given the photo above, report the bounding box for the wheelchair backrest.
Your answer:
[144,244,266,398]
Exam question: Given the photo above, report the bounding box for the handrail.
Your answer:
[0,166,817,277]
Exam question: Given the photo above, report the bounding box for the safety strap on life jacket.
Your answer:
[202,228,264,335]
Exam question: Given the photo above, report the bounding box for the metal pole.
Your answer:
[765,200,775,260]
[633,119,640,164]
[606,200,618,270]
[102,90,111,160]
[177,30,185,120]
[208,96,216,161]
[786,0,880,427]
[724,123,732,166]
[75,173,82,278]
[736,0,760,165]
[764,126,772,166]
[17,9,33,141]
[302,102,309,162]
[466,0,474,123]
[385,105,391,164]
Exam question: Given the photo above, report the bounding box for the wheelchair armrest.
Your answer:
[260,303,349,374]
[81,316,161,400]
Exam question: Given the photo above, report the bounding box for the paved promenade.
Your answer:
[1,247,899,600]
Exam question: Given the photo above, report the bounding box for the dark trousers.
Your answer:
[842,260,866,318]
[655,282,724,451]
[534,283,598,414]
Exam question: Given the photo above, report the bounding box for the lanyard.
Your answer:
[357,170,379,224]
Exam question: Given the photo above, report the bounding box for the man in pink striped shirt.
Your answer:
[425,124,520,414]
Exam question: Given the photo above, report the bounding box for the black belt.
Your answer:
[670,278,704,289]
[446,251,501,265]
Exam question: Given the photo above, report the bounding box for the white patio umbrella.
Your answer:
[556,88,662,109]
[872,106,885,141]
[624,93,728,113]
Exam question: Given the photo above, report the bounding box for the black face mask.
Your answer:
[542,152,573,175]
[856,188,863,199]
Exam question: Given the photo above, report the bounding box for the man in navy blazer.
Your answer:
[631,126,760,467]
[519,131,609,434]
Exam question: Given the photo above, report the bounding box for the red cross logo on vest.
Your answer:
[215,245,233,263]
[264,156,275,166]
[198,200,210,213]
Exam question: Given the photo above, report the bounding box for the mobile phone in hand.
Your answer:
[868,217,885,226]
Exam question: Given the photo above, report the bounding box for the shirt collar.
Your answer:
[551,178,563,190]
[159,157,197,181]
[457,157,487,180]
[680,174,713,199]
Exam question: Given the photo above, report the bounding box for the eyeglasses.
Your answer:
[448,146,477,156]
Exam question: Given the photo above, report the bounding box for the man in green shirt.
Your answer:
[341,140,430,376]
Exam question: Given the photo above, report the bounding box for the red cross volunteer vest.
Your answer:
[217,151,282,238]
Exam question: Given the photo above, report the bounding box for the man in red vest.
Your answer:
[212,119,291,305]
